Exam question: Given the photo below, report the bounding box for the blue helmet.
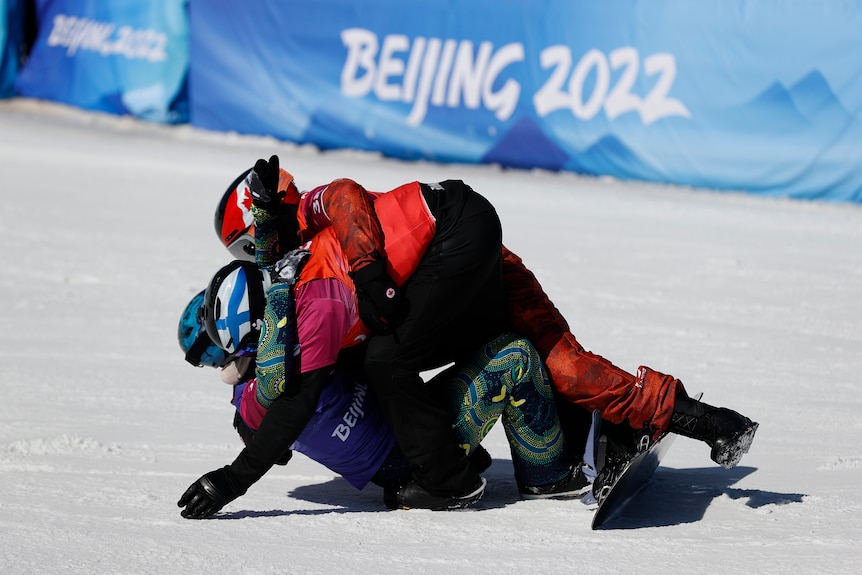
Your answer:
[178,290,230,368]
[202,260,271,355]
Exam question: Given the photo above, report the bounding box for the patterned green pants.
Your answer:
[434,332,574,487]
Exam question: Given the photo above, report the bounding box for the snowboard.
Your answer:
[590,430,676,530]
[588,392,702,530]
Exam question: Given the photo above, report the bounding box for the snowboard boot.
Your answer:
[469,444,493,475]
[384,476,487,511]
[591,427,640,504]
[518,463,592,500]
[669,391,759,469]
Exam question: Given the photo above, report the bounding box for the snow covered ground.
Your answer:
[1,99,860,574]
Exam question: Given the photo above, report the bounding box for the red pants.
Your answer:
[501,247,682,437]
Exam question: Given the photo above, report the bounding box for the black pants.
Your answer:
[364,180,505,495]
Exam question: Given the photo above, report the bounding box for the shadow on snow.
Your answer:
[213,461,803,526]
[595,465,806,530]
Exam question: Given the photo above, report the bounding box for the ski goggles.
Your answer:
[226,234,256,262]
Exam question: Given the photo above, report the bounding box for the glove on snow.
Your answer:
[351,258,407,334]
[247,155,284,212]
[177,466,246,519]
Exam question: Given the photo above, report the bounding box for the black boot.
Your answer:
[670,391,759,469]
[383,476,486,511]
[469,444,492,475]
[518,463,592,500]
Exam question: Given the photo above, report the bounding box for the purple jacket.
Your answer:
[233,369,395,490]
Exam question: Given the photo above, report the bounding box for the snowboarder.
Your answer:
[213,155,759,471]
[183,158,533,516]
[177,282,592,519]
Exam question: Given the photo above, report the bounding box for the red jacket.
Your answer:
[298,179,435,284]
[292,179,438,362]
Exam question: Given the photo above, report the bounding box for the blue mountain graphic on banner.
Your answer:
[744,82,812,130]
[481,117,570,170]
[565,134,662,181]
[709,70,853,137]
[787,70,853,126]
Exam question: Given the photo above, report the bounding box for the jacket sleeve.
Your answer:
[228,366,332,489]
[228,278,355,490]
[252,196,300,272]
[253,204,286,271]
[300,178,385,271]
[253,283,297,409]
[501,245,570,359]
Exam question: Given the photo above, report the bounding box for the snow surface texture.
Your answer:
[1,99,860,574]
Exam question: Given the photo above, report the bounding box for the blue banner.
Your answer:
[192,0,862,202]
[15,0,189,123]
[1,0,20,97]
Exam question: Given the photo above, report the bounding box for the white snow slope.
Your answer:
[1,99,860,575]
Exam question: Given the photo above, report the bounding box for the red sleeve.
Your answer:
[298,179,385,271]
[239,379,268,431]
[502,245,571,359]
[294,278,356,372]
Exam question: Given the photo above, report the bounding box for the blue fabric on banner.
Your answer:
[14,0,189,122]
[191,0,862,202]
[0,0,8,96]
[1,0,20,97]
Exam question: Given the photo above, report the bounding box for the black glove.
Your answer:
[247,155,284,211]
[177,466,246,519]
[351,258,407,334]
